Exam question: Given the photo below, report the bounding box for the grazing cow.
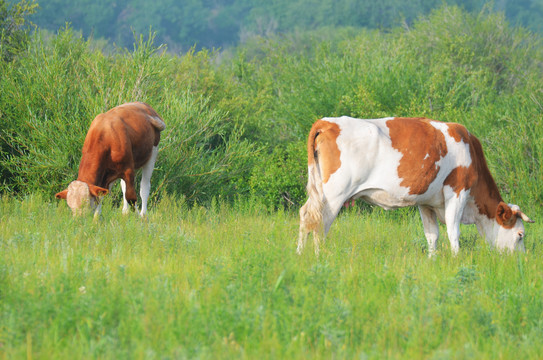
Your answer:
[55,102,166,218]
[297,116,533,256]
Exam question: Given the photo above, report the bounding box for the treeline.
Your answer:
[17,0,543,51]
[1,2,542,211]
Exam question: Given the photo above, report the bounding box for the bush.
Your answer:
[1,5,542,212]
[229,5,543,211]
[0,0,37,62]
[249,141,306,209]
[0,27,258,204]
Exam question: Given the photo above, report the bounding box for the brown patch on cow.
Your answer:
[387,118,448,194]
[447,123,470,143]
[389,118,506,223]
[463,133,504,220]
[442,126,505,221]
[307,120,341,183]
[443,123,477,196]
[444,166,477,195]
[444,122,478,196]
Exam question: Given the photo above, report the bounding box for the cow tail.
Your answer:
[301,123,324,231]
[149,115,166,131]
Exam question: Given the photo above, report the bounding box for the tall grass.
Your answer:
[1,195,542,359]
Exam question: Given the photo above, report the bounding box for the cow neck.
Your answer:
[76,150,107,188]
[468,133,503,222]
[467,135,505,241]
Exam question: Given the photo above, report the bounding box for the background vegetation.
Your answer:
[1,1,542,211]
[1,1,543,358]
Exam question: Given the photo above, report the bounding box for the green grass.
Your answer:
[1,194,543,359]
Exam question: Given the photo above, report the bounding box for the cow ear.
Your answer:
[496,202,513,223]
[88,184,109,197]
[55,189,68,199]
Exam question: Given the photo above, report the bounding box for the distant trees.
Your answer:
[500,0,543,33]
[19,0,543,52]
[29,0,249,51]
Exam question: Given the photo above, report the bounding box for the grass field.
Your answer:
[1,194,543,359]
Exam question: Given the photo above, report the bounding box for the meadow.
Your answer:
[1,193,543,359]
[2,4,543,359]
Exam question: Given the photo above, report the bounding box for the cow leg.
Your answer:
[297,196,343,256]
[92,197,102,220]
[443,190,467,256]
[139,146,159,217]
[297,195,344,256]
[297,201,311,254]
[312,196,344,255]
[121,169,138,214]
[322,197,344,236]
[418,206,439,257]
[301,185,349,255]
[120,179,130,214]
[297,170,347,256]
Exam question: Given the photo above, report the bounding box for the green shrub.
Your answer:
[1,5,542,212]
[228,5,543,212]
[0,26,258,204]
[0,0,37,62]
[249,141,306,209]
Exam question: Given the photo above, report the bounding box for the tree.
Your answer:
[0,0,37,62]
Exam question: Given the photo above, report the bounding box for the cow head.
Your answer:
[55,180,108,216]
[494,202,534,252]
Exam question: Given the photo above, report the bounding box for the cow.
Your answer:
[55,102,166,218]
[297,116,533,256]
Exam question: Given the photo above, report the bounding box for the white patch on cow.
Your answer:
[430,121,472,168]
[479,206,526,252]
[315,117,413,233]
[139,146,159,216]
[120,179,130,214]
[66,180,93,215]
[323,117,411,206]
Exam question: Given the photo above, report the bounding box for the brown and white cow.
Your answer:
[297,116,533,256]
[55,102,166,218]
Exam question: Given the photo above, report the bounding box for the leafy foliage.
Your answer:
[1,5,542,211]
[249,142,306,208]
[228,5,543,208]
[0,27,257,203]
[0,0,37,61]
